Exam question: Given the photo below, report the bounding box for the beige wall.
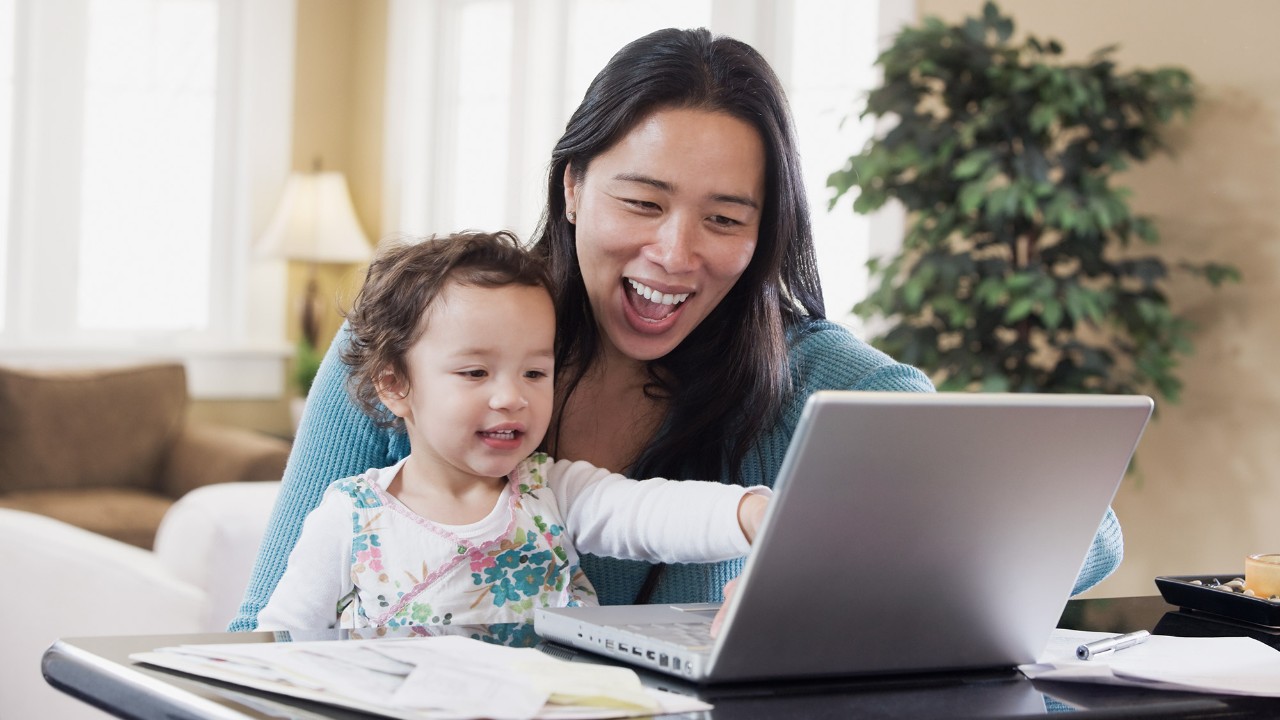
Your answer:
[919,0,1280,596]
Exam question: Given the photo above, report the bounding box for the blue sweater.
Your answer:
[229,319,1122,630]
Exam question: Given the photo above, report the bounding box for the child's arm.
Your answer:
[545,459,771,564]
[738,493,769,544]
[257,490,354,632]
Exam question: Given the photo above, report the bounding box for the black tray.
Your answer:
[1155,574,1280,629]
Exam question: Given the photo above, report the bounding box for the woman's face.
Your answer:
[564,107,765,364]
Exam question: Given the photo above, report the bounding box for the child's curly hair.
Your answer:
[341,230,554,429]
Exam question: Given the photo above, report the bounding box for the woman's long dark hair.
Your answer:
[532,27,826,483]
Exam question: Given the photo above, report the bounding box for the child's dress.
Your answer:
[337,455,596,628]
[259,453,761,631]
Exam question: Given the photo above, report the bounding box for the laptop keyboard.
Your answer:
[622,622,715,650]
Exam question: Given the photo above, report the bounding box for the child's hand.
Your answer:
[736,493,769,544]
[717,493,766,638]
[711,577,739,638]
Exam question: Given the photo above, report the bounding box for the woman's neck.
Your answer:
[553,347,667,473]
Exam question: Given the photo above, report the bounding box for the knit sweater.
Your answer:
[229,319,1123,630]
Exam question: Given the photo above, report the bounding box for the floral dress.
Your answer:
[334,454,597,629]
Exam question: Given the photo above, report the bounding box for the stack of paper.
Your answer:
[1021,629,1280,697]
[131,635,710,720]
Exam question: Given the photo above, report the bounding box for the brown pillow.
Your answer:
[0,364,188,493]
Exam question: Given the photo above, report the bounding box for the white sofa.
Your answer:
[0,481,280,719]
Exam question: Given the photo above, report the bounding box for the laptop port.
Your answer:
[646,650,656,661]
[659,654,669,667]
[618,643,628,653]
[672,657,681,670]
[604,640,614,650]
[632,646,642,656]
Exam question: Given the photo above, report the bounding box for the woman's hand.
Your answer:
[736,493,769,543]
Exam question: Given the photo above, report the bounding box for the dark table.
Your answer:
[43,596,1280,719]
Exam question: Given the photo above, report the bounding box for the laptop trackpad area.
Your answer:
[670,603,721,620]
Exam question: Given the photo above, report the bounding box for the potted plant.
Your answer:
[828,1,1239,401]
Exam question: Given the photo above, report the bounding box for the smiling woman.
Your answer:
[564,108,764,366]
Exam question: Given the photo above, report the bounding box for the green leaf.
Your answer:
[1005,297,1035,323]
[1180,261,1243,287]
[953,149,994,180]
[1029,104,1057,134]
[1041,298,1064,330]
[293,338,323,395]
[1005,273,1036,291]
[903,276,927,310]
[958,180,989,215]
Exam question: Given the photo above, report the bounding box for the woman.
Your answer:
[231,28,1121,630]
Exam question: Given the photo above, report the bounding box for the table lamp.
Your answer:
[257,164,372,395]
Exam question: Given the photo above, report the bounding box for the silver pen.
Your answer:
[1076,630,1150,660]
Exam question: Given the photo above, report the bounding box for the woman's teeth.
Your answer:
[627,279,689,306]
[483,430,517,440]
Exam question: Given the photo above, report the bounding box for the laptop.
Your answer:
[535,390,1153,683]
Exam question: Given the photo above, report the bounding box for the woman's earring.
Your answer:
[566,209,576,223]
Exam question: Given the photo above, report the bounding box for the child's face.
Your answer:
[380,281,556,484]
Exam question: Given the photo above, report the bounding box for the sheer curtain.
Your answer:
[0,0,295,398]
[0,0,14,327]
[381,0,912,325]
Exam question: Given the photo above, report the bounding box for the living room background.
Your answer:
[1,0,1279,600]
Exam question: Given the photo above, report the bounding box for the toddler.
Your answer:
[258,231,768,631]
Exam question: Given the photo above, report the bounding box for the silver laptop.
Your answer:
[535,390,1153,683]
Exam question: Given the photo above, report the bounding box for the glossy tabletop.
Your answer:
[43,596,1280,719]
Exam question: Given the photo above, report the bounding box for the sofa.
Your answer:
[0,363,291,548]
[1,480,282,719]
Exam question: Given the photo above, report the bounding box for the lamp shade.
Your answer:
[257,171,372,263]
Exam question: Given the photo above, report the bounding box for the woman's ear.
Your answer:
[376,369,411,419]
[563,164,579,222]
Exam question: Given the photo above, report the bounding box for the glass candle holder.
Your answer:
[1244,553,1280,599]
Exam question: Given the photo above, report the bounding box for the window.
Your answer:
[79,0,218,331]
[0,0,295,397]
[383,0,909,326]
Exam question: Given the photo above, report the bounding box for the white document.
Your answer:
[1020,629,1280,697]
[131,635,711,720]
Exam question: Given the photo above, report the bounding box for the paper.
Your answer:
[1020,629,1280,697]
[130,635,711,720]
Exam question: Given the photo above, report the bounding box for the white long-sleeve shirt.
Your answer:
[259,453,765,632]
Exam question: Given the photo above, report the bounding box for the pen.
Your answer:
[1076,630,1150,660]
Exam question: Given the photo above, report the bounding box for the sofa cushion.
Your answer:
[0,364,187,494]
[155,481,282,629]
[0,487,175,549]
